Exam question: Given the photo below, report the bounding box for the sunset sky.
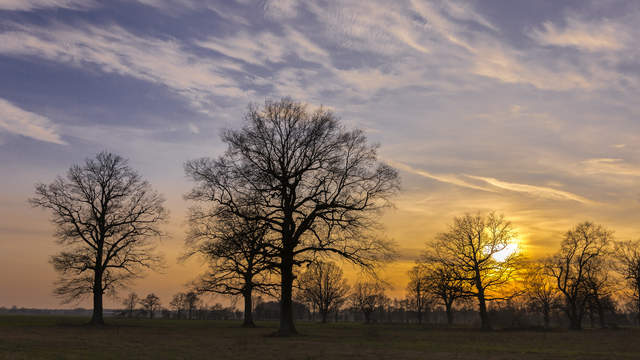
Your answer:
[1,0,639,309]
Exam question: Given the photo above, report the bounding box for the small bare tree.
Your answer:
[170,292,186,319]
[615,240,640,325]
[187,206,276,327]
[185,98,398,335]
[522,261,559,328]
[30,152,167,325]
[547,222,612,330]
[405,264,433,325]
[122,292,139,318]
[421,262,468,326]
[428,212,524,330]
[350,280,387,324]
[140,293,161,319]
[296,261,350,323]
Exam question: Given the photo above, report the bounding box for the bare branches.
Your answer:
[30,152,167,324]
[546,222,613,330]
[425,211,525,330]
[184,98,398,335]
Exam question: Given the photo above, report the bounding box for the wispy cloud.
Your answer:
[0,23,247,113]
[530,17,627,52]
[465,175,595,205]
[391,161,496,193]
[580,158,640,177]
[0,0,96,11]
[0,98,66,145]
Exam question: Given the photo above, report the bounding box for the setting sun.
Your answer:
[492,243,520,262]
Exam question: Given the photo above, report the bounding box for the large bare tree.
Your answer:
[428,212,524,330]
[185,98,398,335]
[295,261,350,323]
[30,152,167,325]
[547,222,612,330]
[187,207,276,327]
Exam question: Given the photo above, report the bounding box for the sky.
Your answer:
[1,0,639,309]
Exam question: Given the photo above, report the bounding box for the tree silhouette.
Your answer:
[187,207,276,327]
[350,280,387,324]
[296,261,350,323]
[420,262,467,326]
[122,292,139,318]
[615,240,640,325]
[522,261,559,329]
[547,222,612,330]
[30,152,166,325]
[185,98,398,335]
[140,293,161,319]
[428,212,524,330]
[405,264,433,325]
[170,292,186,319]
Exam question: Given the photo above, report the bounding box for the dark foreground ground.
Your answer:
[1,316,639,359]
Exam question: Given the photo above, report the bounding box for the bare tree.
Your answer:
[583,256,616,328]
[421,262,467,326]
[187,206,276,327]
[30,152,167,325]
[547,222,612,330]
[522,261,559,329]
[350,280,387,324]
[615,240,640,325]
[184,98,398,335]
[296,261,350,323]
[170,292,186,319]
[405,264,433,325]
[140,293,161,319]
[122,292,139,318]
[428,212,524,330]
[184,291,200,320]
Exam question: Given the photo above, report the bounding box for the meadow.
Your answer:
[1,316,639,359]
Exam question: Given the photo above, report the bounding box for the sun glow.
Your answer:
[492,242,519,262]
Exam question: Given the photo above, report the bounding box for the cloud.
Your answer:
[391,161,496,193]
[0,98,66,144]
[0,0,96,11]
[530,17,627,52]
[580,158,640,177]
[465,175,595,205]
[0,23,248,113]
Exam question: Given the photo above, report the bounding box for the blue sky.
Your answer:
[1,0,639,307]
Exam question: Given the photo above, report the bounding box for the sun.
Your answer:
[492,242,519,262]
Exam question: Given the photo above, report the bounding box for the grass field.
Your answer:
[1,316,639,359]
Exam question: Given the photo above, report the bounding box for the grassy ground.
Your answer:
[1,316,639,359]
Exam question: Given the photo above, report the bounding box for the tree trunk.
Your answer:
[477,293,491,330]
[597,300,606,329]
[89,271,104,326]
[364,311,371,324]
[242,289,255,327]
[417,308,422,324]
[567,302,582,330]
[321,310,328,323]
[543,304,550,329]
[445,302,453,326]
[276,254,297,336]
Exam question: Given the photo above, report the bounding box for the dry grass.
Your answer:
[1,315,639,359]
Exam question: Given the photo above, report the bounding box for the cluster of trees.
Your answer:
[31,98,399,336]
[406,217,640,330]
[30,97,640,333]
